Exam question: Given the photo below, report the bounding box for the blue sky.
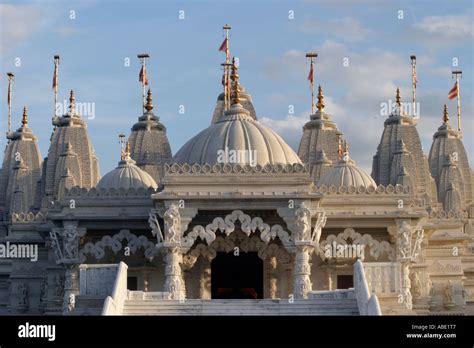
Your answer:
[0,0,472,173]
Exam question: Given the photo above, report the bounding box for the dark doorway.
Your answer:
[337,275,354,289]
[127,276,138,291]
[211,252,263,299]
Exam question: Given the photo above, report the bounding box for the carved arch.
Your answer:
[181,210,292,251]
[319,228,395,261]
[79,229,157,262]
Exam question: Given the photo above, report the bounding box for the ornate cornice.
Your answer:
[165,162,309,175]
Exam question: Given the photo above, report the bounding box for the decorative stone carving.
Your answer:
[295,203,312,242]
[63,266,78,313]
[319,228,395,261]
[39,278,48,312]
[17,283,29,312]
[80,229,157,262]
[49,221,85,264]
[388,220,425,311]
[67,294,75,312]
[163,247,185,300]
[443,280,455,309]
[181,210,291,252]
[292,202,327,299]
[410,271,422,299]
[163,203,181,244]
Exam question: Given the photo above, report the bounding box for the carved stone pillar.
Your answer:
[294,244,312,299]
[163,245,184,300]
[199,258,211,300]
[63,265,79,313]
[388,219,424,311]
[280,201,326,300]
[143,270,150,292]
[268,256,278,299]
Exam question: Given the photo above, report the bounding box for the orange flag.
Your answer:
[139,65,149,85]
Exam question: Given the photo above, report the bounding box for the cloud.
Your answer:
[414,15,473,39]
[0,4,42,52]
[301,17,371,42]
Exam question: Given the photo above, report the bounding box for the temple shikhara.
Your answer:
[0,28,472,316]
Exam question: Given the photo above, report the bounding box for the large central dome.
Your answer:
[173,104,301,166]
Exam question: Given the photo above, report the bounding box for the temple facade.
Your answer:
[0,57,473,316]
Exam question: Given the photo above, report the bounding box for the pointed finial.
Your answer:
[125,141,131,158]
[69,90,75,115]
[395,87,401,107]
[145,89,154,112]
[338,137,343,160]
[316,85,325,112]
[231,57,240,105]
[22,107,28,127]
[443,104,449,124]
[119,133,126,160]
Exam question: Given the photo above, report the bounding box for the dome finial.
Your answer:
[145,89,153,112]
[125,141,131,159]
[22,107,28,127]
[69,90,75,115]
[395,87,402,114]
[231,57,241,105]
[316,85,325,112]
[443,104,449,124]
[118,133,126,160]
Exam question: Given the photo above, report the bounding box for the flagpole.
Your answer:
[306,52,317,114]
[452,70,462,131]
[138,53,150,114]
[410,55,416,117]
[223,24,231,111]
[53,55,60,118]
[7,72,14,136]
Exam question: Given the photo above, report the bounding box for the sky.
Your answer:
[0,0,472,174]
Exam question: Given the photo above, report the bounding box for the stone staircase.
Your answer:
[122,290,360,316]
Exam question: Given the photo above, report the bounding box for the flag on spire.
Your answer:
[139,65,149,86]
[448,82,458,100]
[219,37,228,53]
[307,63,314,84]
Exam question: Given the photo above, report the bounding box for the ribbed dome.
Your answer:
[317,154,376,188]
[96,155,157,190]
[173,104,301,166]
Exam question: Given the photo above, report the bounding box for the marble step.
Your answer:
[122,299,360,315]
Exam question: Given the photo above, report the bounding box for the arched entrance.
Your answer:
[211,251,263,299]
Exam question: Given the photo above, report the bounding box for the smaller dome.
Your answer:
[96,154,157,190]
[317,153,376,188]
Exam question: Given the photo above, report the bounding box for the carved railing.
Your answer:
[79,263,119,296]
[101,262,128,315]
[353,260,382,315]
[363,262,401,294]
